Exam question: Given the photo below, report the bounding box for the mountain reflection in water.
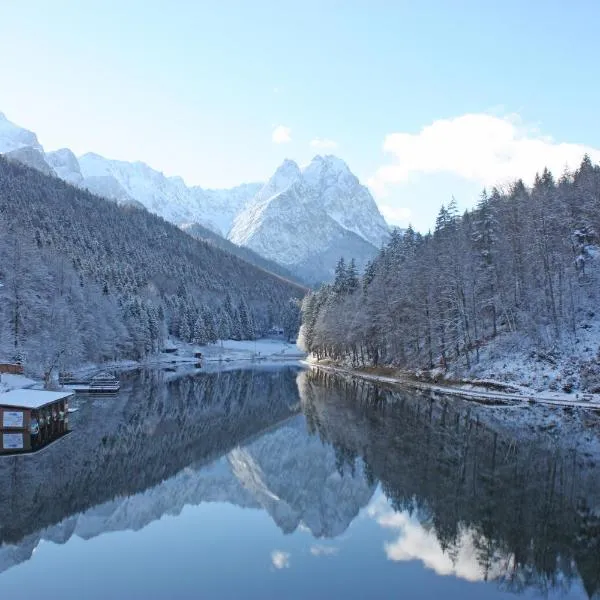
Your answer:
[0,365,598,600]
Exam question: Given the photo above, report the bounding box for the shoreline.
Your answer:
[1,339,307,393]
[306,360,600,411]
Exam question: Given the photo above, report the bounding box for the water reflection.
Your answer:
[301,369,600,598]
[0,365,598,599]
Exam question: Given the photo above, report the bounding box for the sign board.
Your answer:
[2,433,24,450]
[3,411,24,428]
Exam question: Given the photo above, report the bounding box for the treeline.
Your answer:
[0,156,305,376]
[301,156,600,370]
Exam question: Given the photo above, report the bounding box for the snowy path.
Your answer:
[310,363,600,410]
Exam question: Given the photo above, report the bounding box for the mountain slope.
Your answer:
[76,153,262,236]
[46,148,84,186]
[180,222,306,285]
[195,183,263,235]
[0,112,43,153]
[4,146,55,176]
[0,156,305,368]
[302,155,389,247]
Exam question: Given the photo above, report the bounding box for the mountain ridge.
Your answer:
[0,112,390,282]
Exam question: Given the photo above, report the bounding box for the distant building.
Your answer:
[0,363,24,375]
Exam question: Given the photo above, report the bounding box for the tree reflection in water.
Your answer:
[0,365,598,598]
[299,369,600,598]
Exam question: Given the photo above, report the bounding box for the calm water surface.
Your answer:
[0,366,598,599]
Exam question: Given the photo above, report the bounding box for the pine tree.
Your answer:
[238,297,254,340]
[346,259,359,293]
[333,257,347,295]
[202,306,218,344]
[192,316,207,345]
[231,310,243,341]
[217,310,231,341]
[178,312,191,341]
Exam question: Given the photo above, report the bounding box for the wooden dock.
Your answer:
[59,371,121,394]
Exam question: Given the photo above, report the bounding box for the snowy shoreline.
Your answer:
[307,360,600,411]
[1,339,307,393]
[100,339,306,374]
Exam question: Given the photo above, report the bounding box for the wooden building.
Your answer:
[0,389,73,454]
[0,363,24,375]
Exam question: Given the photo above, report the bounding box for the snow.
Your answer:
[0,114,260,237]
[228,155,389,281]
[0,113,43,154]
[231,155,389,252]
[45,148,83,185]
[72,153,262,236]
[0,374,37,393]
[310,362,600,411]
[66,339,306,380]
[436,250,600,398]
[204,339,306,361]
[0,388,72,409]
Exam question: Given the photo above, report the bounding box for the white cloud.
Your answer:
[272,125,292,144]
[367,497,509,583]
[369,113,600,196]
[310,545,339,557]
[271,550,290,569]
[379,204,412,224]
[310,138,339,150]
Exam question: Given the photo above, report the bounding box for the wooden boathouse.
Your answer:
[0,389,73,454]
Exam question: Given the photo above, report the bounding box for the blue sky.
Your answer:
[1,0,600,231]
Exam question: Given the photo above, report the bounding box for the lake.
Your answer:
[0,365,598,599]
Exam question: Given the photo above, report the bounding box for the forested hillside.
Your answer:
[180,222,305,285]
[301,156,600,391]
[0,157,305,375]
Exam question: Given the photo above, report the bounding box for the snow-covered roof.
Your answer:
[0,389,73,409]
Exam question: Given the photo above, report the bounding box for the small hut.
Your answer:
[0,389,72,454]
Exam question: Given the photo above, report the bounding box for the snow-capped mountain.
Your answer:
[0,112,263,236]
[0,112,43,154]
[230,156,389,282]
[46,148,84,185]
[302,155,389,248]
[197,183,263,235]
[0,111,390,282]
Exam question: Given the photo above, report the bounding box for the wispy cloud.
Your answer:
[379,204,411,224]
[310,545,339,557]
[271,550,290,569]
[368,113,600,197]
[272,125,292,144]
[310,137,339,150]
